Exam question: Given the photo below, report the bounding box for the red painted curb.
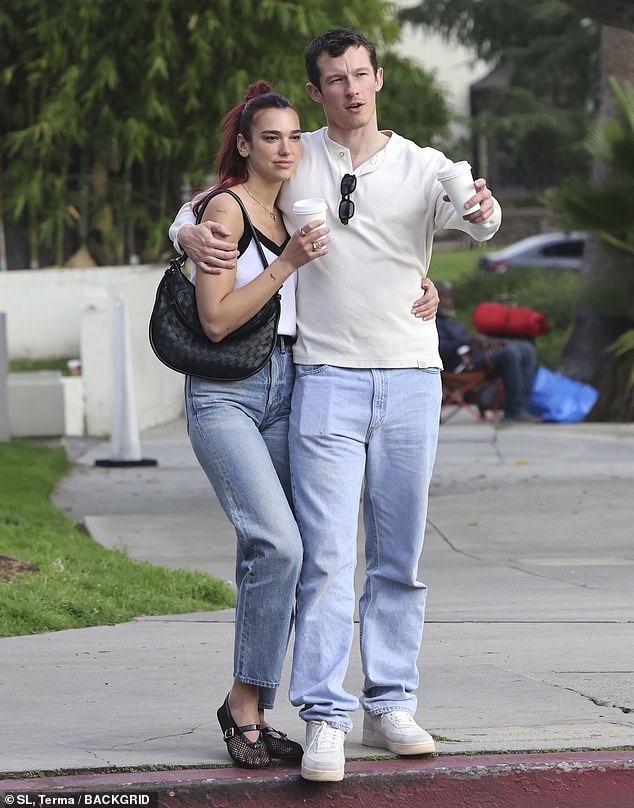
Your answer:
[2,752,634,808]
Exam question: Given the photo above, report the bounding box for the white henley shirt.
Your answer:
[170,127,502,369]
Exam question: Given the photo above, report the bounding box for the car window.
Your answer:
[541,241,585,258]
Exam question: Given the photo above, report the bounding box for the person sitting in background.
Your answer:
[436,281,540,423]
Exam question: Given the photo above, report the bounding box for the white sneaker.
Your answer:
[301,720,346,782]
[362,711,436,756]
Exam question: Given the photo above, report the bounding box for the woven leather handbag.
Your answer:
[149,189,281,381]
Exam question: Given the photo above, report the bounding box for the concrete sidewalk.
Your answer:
[1,415,633,803]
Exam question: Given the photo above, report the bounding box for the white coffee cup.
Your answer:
[292,198,327,231]
[437,161,480,215]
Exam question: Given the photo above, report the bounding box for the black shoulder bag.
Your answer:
[149,189,281,381]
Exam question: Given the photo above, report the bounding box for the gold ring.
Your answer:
[312,240,320,252]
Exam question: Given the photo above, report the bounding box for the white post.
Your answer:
[0,216,7,272]
[0,313,9,442]
[95,294,156,467]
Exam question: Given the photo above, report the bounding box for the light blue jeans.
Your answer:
[185,343,302,710]
[288,365,442,731]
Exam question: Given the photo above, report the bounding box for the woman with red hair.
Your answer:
[185,81,328,769]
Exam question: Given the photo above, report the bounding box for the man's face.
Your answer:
[307,45,383,133]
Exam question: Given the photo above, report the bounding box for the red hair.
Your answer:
[192,80,295,218]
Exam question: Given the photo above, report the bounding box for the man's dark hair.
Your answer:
[304,28,378,89]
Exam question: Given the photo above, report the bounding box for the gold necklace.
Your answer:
[244,185,278,222]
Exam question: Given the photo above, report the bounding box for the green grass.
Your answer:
[429,247,481,285]
[9,356,75,374]
[429,249,581,370]
[0,440,236,637]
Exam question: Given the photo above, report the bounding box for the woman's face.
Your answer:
[240,107,302,183]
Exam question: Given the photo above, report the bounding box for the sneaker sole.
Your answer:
[301,763,345,782]
[362,729,436,756]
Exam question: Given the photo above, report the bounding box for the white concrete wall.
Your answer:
[395,26,490,119]
[0,312,10,441]
[394,1,491,139]
[7,371,65,437]
[0,266,144,358]
[0,265,184,436]
[6,372,85,438]
[79,269,184,436]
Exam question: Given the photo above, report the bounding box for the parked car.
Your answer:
[477,231,587,274]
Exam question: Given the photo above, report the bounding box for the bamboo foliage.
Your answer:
[1,0,400,267]
[547,78,634,391]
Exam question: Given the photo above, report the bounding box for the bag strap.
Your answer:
[186,187,270,270]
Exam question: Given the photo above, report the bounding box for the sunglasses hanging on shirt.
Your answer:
[338,173,357,225]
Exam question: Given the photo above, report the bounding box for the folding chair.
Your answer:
[441,369,504,424]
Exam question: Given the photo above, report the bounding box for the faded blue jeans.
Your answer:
[288,365,442,731]
[185,343,302,710]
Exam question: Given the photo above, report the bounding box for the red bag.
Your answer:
[472,302,549,338]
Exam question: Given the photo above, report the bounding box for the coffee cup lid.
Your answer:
[437,161,472,181]
[292,197,327,214]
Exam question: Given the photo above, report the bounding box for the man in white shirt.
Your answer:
[170,28,502,782]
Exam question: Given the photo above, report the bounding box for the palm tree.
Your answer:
[549,26,634,421]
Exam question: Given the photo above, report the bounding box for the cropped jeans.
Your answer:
[185,342,302,710]
[288,365,442,731]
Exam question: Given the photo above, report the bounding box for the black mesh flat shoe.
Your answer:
[217,696,271,769]
[261,725,303,760]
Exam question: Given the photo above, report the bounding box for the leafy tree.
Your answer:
[398,0,600,191]
[547,24,634,421]
[562,0,634,30]
[401,0,634,420]
[548,81,634,263]
[1,0,408,268]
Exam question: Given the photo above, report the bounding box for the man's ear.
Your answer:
[306,82,323,104]
[375,66,384,93]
